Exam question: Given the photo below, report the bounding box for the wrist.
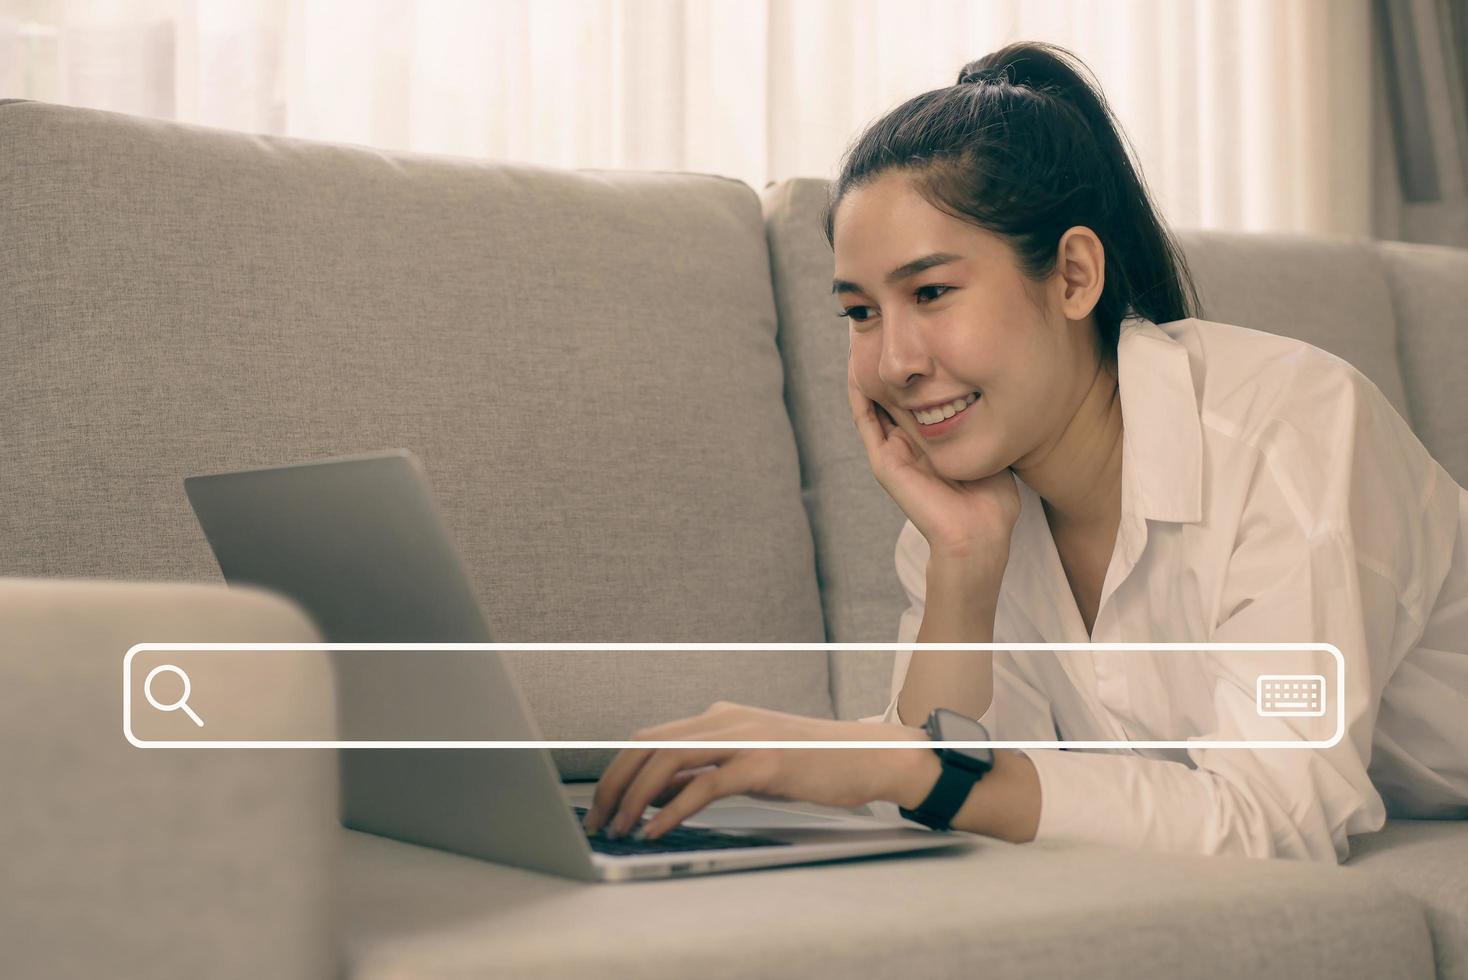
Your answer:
[886,729,944,810]
[928,542,1010,578]
[925,552,1005,619]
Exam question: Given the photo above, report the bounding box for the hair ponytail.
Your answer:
[823,41,1201,362]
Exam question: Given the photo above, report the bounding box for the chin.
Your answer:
[931,458,994,482]
[932,452,1009,484]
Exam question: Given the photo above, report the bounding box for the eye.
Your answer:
[836,285,953,323]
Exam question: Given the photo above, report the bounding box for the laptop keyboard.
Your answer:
[572,805,791,855]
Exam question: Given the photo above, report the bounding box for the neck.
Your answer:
[1011,358,1123,532]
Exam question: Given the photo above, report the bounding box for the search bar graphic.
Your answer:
[124,642,1345,749]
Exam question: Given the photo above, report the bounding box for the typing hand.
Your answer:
[580,701,930,841]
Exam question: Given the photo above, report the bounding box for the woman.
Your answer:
[581,41,1468,863]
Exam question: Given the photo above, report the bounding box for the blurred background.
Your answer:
[1,0,1464,247]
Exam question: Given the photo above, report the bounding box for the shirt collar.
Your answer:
[1115,315,1203,524]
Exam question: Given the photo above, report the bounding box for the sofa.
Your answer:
[2,98,1465,980]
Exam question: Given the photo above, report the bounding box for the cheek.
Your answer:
[850,350,881,393]
[987,378,1053,447]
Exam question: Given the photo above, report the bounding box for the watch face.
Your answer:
[932,708,995,768]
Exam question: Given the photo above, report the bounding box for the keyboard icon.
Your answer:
[1256,674,1326,717]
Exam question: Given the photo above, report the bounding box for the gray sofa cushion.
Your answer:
[760,178,906,721]
[1345,818,1468,980]
[0,579,338,980]
[340,820,1436,979]
[1377,240,1468,487]
[0,100,830,779]
[1172,229,1412,418]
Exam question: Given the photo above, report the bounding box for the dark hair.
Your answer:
[822,41,1201,363]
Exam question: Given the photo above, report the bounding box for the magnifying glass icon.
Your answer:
[143,664,204,727]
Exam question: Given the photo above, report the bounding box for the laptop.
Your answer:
[183,449,975,881]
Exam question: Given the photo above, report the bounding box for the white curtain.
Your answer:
[1371,0,1468,249]
[1,0,1374,238]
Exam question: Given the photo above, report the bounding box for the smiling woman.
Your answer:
[825,41,1194,609]
[587,41,1468,862]
[823,40,1193,815]
[818,40,1468,863]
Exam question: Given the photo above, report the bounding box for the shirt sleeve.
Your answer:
[1023,448,1445,864]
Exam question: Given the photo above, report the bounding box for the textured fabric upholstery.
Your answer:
[340,823,1435,979]
[0,100,831,781]
[1376,240,1468,487]
[1171,228,1411,417]
[0,578,338,980]
[1344,818,1468,980]
[760,178,907,721]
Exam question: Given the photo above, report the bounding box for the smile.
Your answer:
[912,392,978,425]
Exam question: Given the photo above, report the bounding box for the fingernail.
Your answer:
[630,826,647,842]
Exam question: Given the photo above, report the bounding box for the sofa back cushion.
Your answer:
[761,179,909,721]
[1171,228,1411,416]
[0,101,830,778]
[1375,240,1468,487]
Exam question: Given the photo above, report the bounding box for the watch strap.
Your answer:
[898,753,984,831]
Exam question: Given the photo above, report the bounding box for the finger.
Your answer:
[582,707,744,831]
[846,359,871,419]
[607,744,735,837]
[585,769,698,835]
[847,363,887,458]
[744,789,794,803]
[874,401,897,438]
[650,768,705,807]
[583,746,658,833]
[641,761,757,840]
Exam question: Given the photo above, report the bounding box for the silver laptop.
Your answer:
[183,449,974,881]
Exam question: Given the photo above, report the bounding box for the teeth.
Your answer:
[914,392,978,425]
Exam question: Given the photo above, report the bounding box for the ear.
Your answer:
[1053,226,1105,322]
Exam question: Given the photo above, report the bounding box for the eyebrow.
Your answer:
[831,252,964,295]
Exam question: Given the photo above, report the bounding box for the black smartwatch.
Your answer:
[898,707,995,831]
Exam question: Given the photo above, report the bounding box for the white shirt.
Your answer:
[860,316,1468,864]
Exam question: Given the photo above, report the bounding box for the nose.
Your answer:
[875,313,933,390]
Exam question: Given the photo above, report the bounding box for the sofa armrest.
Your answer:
[0,578,339,980]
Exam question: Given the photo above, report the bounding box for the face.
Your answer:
[833,170,1104,482]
